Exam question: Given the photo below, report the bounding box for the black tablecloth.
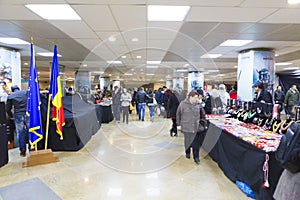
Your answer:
[41,94,101,151]
[0,102,8,167]
[203,123,283,200]
[96,105,113,123]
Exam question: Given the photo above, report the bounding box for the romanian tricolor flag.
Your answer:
[49,45,65,140]
[26,43,43,149]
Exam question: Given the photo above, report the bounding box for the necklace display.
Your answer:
[272,120,283,133]
[280,119,294,132]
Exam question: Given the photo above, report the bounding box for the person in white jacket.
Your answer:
[120,88,132,124]
[218,84,230,109]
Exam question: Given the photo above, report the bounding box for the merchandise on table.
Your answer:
[207,115,282,152]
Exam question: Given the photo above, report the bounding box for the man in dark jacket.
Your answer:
[284,85,300,118]
[167,90,180,137]
[136,87,147,121]
[253,81,272,103]
[274,85,285,113]
[6,85,28,157]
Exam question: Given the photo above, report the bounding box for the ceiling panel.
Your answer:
[50,21,98,39]
[240,0,294,8]
[147,28,178,40]
[66,0,146,4]
[95,31,121,41]
[73,5,118,31]
[147,40,173,50]
[186,7,277,22]
[261,9,300,23]
[212,22,253,33]
[0,5,42,20]
[74,38,102,50]
[242,23,289,34]
[147,0,243,6]
[110,5,146,31]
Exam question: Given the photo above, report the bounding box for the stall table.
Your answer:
[203,116,283,200]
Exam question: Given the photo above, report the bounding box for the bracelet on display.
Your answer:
[272,120,283,133]
[247,111,256,119]
[264,111,272,118]
[263,118,273,130]
[280,120,294,131]
[243,112,249,122]
[258,118,266,126]
[252,117,259,124]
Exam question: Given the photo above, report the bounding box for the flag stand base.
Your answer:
[22,149,59,168]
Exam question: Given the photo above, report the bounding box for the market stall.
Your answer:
[203,116,283,200]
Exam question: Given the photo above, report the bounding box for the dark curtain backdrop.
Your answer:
[277,71,300,93]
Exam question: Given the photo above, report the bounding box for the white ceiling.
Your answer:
[1,0,300,86]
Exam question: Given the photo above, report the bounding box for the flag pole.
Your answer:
[45,94,52,150]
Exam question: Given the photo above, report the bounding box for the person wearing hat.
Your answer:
[6,85,29,157]
[253,81,272,103]
[176,90,205,165]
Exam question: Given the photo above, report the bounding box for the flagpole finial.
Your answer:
[30,37,34,44]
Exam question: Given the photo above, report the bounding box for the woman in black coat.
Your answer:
[167,90,180,136]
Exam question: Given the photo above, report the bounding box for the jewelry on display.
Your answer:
[258,118,265,126]
[243,112,249,121]
[280,120,294,131]
[272,120,283,133]
[248,111,256,119]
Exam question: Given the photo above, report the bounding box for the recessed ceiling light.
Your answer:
[109,74,112,77]
[121,55,126,58]
[147,61,161,64]
[234,66,238,68]
[24,62,29,66]
[37,52,62,57]
[283,67,299,70]
[288,0,300,5]
[0,37,29,44]
[124,73,133,76]
[108,36,116,42]
[176,69,188,72]
[275,62,292,66]
[207,69,220,72]
[216,74,225,77]
[106,60,122,64]
[25,4,81,20]
[219,40,253,47]
[146,73,154,76]
[82,64,88,67]
[146,65,159,68]
[148,5,190,21]
[131,38,139,42]
[136,56,142,59]
[275,54,279,57]
[201,54,222,58]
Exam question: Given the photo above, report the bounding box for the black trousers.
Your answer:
[170,118,177,134]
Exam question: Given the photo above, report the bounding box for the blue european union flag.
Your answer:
[26,43,43,149]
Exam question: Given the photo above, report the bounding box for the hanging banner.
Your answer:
[112,80,120,89]
[188,72,203,92]
[237,50,275,101]
[173,77,184,91]
[166,80,173,89]
[100,77,110,90]
[0,48,21,88]
[75,71,91,94]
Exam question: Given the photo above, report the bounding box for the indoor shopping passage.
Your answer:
[0,114,250,200]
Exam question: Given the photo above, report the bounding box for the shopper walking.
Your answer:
[274,85,285,115]
[120,88,132,124]
[6,85,28,157]
[168,89,180,137]
[284,85,300,118]
[112,86,121,123]
[146,89,155,122]
[136,87,147,121]
[176,90,203,164]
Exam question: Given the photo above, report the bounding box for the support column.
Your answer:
[75,71,91,94]
[173,77,184,91]
[237,48,275,101]
[100,77,110,90]
[188,71,204,92]
[0,47,21,89]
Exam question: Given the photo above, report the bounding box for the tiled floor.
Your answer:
[0,114,250,200]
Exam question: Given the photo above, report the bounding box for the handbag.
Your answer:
[197,108,208,133]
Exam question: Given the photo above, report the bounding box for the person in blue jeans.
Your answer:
[6,85,29,157]
[147,89,155,122]
[136,87,147,121]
